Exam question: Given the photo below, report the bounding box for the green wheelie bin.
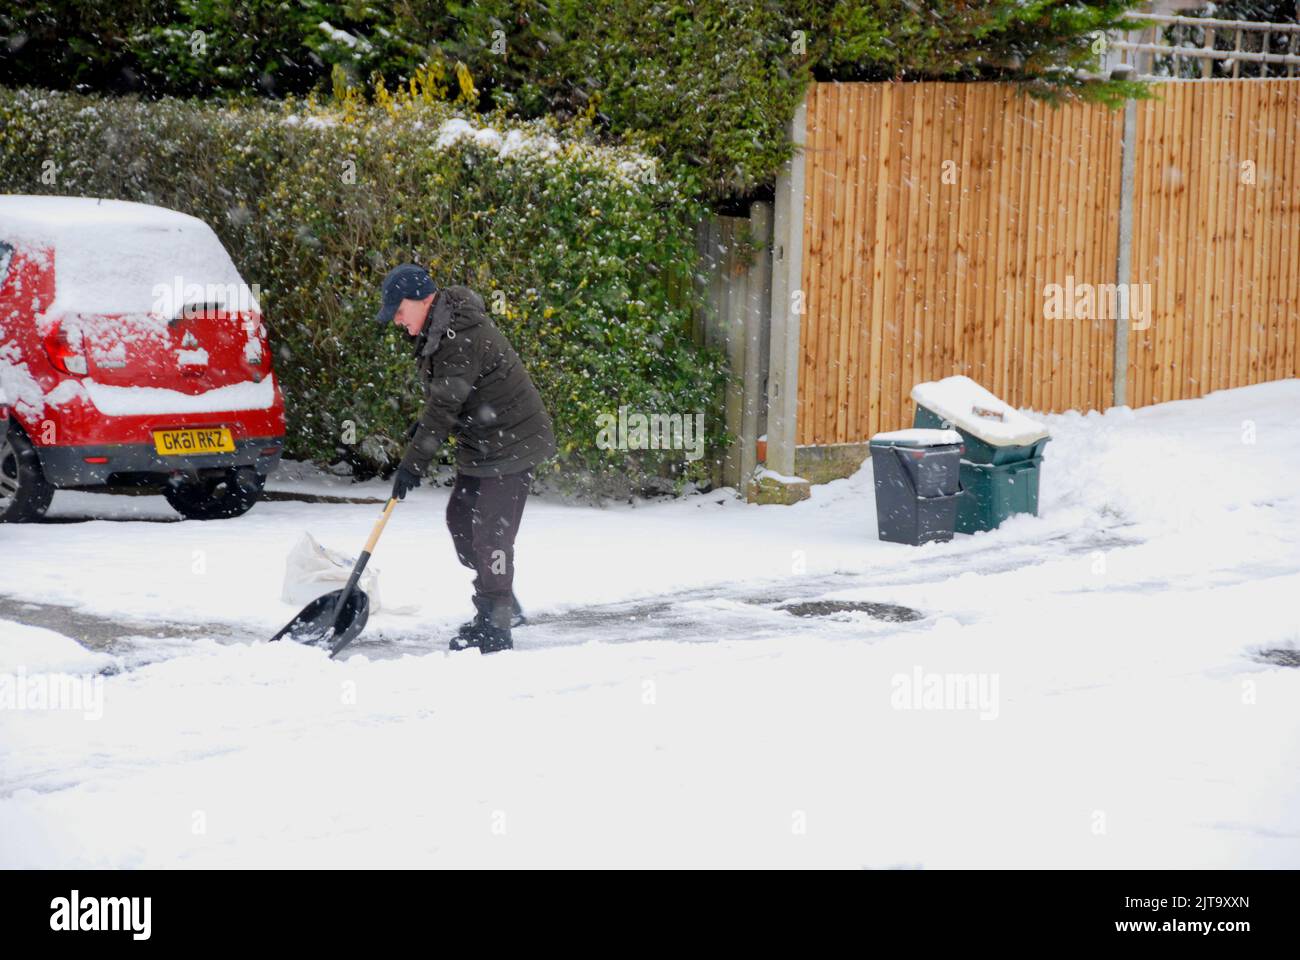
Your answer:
[910,376,1050,534]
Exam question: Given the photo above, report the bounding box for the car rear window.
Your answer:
[2,201,255,318]
[54,224,254,318]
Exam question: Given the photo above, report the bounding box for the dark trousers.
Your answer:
[445,469,532,624]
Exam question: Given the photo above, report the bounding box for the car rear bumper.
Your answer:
[37,437,284,487]
[23,398,286,449]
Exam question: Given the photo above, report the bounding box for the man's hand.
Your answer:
[391,464,423,501]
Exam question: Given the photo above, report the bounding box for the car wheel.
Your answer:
[0,429,55,522]
[164,469,265,521]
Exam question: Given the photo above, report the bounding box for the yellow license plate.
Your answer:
[153,428,235,455]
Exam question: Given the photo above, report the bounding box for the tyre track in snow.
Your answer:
[0,595,264,668]
[348,524,1142,659]
[0,523,1141,667]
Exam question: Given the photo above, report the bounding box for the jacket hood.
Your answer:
[417,285,487,358]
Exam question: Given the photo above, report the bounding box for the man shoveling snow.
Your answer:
[376,264,556,653]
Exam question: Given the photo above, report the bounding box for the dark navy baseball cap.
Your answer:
[375,264,438,325]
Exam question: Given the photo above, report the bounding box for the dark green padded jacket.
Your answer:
[400,286,556,478]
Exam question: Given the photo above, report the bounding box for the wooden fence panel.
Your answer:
[796,79,1299,448]
[1128,80,1300,403]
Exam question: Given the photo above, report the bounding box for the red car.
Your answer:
[0,196,284,521]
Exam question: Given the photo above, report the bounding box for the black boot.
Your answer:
[450,597,513,654]
[457,592,525,637]
[456,594,493,639]
[451,620,512,654]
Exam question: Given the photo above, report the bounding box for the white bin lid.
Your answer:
[910,376,1049,447]
[870,428,964,447]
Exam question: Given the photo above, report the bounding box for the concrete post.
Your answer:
[1113,97,1137,408]
[765,92,808,478]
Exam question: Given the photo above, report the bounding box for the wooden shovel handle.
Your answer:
[364,497,398,554]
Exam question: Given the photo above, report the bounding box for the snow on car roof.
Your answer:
[0,194,209,231]
[0,195,255,316]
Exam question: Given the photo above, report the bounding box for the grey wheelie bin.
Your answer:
[869,428,964,545]
[910,376,1050,534]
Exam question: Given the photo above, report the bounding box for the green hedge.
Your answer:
[0,88,726,491]
[1,2,1149,201]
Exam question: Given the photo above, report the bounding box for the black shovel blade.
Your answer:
[271,588,370,650]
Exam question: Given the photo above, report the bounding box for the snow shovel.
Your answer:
[270,497,398,658]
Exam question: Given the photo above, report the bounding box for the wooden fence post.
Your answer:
[697,207,774,492]
[740,202,773,486]
[720,217,747,488]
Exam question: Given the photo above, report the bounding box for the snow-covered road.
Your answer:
[2,382,1299,867]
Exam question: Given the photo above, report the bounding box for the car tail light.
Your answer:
[242,319,271,370]
[43,320,88,376]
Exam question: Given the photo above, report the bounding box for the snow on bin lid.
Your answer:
[0,195,253,316]
[870,428,963,447]
[910,376,1049,447]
